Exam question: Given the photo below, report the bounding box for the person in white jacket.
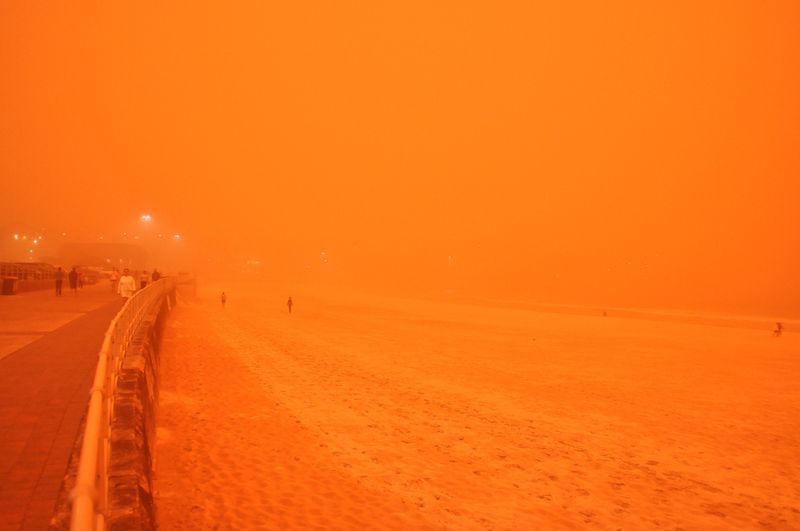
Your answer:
[118,268,137,299]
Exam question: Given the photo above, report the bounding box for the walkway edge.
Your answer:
[49,294,174,530]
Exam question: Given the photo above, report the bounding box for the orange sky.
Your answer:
[1,1,798,315]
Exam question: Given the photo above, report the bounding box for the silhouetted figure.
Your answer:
[151,269,161,282]
[139,270,149,289]
[55,267,64,296]
[287,296,293,314]
[774,322,784,337]
[221,292,227,307]
[68,267,79,294]
[110,268,119,292]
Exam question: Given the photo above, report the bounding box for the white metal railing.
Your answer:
[70,276,176,531]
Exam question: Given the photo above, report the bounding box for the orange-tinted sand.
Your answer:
[154,283,799,529]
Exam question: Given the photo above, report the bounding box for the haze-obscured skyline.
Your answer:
[2,2,798,315]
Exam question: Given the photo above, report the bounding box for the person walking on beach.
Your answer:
[118,268,137,299]
[287,296,293,314]
[221,292,227,307]
[54,267,64,296]
[774,322,784,337]
[68,267,79,295]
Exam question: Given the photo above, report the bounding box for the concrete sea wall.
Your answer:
[50,290,176,530]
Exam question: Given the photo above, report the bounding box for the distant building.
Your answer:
[59,242,148,270]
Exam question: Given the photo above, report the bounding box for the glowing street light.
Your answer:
[13,234,18,240]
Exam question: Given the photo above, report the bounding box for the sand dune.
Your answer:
[153,283,799,529]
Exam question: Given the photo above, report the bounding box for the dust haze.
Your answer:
[2,2,798,317]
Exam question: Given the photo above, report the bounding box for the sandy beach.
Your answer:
[153,282,799,530]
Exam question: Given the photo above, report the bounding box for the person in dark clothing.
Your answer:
[151,269,161,282]
[221,292,227,307]
[68,267,79,294]
[287,296,293,314]
[774,322,784,337]
[55,267,64,296]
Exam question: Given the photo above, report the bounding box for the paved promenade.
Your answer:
[0,283,122,530]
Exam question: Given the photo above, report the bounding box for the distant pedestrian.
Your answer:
[118,268,137,299]
[139,270,149,289]
[774,322,784,337]
[151,269,161,282]
[110,268,119,292]
[68,267,79,294]
[78,270,85,289]
[287,296,293,314]
[221,292,227,307]
[55,267,64,296]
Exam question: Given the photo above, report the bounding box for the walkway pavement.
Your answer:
[0,283,123,530]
